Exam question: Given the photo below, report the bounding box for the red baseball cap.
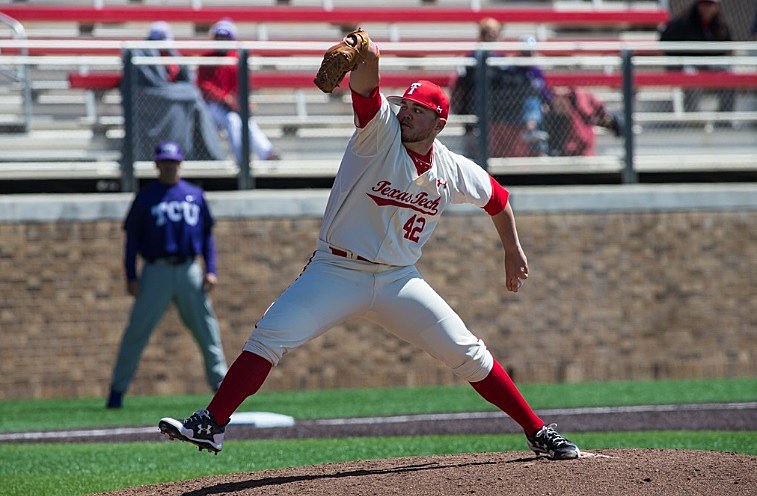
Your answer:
[388,80,449,120]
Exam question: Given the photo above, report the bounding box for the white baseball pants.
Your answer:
[244,246,494,382]
[111,259,227,393]
[207,102,274,162]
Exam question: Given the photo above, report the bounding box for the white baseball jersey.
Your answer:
[319,94,505,266]
[245,89,502,380]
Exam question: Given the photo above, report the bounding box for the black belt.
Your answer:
[145,256,193,265]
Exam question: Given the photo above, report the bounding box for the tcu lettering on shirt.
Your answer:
[151,197,201,226]
[367,180,440,216]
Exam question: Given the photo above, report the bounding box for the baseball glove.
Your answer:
[313,29,370,93]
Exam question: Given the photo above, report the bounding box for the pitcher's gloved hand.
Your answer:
[313,28,371,93]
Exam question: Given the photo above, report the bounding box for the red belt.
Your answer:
[330,247,370,262]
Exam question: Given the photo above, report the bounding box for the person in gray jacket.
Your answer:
[122,21,224,162]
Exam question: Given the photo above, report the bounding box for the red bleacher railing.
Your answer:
[4,40,652,57]
[0,5,669,27]
[68,70,757,92]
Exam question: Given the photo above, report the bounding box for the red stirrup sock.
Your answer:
[470,359,544,435]
[207,351,272,426]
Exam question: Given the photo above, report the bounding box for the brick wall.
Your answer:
[0,188,754,400]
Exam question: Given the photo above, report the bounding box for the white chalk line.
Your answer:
[1,402,754,442]
[0,426,158,441]
[309,401,757,426]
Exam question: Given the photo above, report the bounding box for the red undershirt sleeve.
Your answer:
[351,86,381,128]
[483,175,510,216]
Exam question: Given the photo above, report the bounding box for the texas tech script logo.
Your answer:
[367,180,440,216]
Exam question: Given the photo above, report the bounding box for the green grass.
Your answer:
[1,432,755,496]
[1,377,755,432]
[0,378,754,496]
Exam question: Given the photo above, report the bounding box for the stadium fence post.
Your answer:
[621,49,638,184]
[121,49,136,193]
[238,48,254,190]
[474,50,490,170]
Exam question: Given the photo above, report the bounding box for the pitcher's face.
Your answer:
[396,100,443,144]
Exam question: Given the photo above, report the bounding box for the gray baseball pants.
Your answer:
[110,259,227,393]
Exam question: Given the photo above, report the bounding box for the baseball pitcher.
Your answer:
[159,30,579,461]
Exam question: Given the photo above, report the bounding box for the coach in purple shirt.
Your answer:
[106,141,228,408]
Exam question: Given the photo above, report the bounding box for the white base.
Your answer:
[228,411,295,428]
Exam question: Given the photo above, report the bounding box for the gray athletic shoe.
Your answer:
[158,409,225,454]
[526,423,580,460]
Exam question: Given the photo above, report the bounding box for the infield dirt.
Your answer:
[29,403,752,495]
[97,448,754,496]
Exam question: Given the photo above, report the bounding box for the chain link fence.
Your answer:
[121,49,233,191]
[0,39,755,191]
[451,52,625,161]
[446,43,756,178]
[631,47,757,175]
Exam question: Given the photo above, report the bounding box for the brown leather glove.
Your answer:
[313,29,370,93]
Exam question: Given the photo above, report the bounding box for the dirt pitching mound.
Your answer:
[99,449,754,496]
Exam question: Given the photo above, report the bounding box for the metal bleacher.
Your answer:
[1,1,756,192]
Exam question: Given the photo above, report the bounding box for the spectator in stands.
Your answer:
[451,19,551,158]
[450,17,501,157]
[197,19,280,163]
[544,86,623,157]
[123,22,224,162]
[512,35,552,156]
[659,0,736,117]
[451,19,620,159]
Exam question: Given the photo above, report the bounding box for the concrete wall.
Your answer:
[0,184,755,400]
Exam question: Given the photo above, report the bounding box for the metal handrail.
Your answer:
[78,0,664,10]
[84,0,504,10]
[0,13,31,132]
[0,41,753,192]
[1,39,757,53]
